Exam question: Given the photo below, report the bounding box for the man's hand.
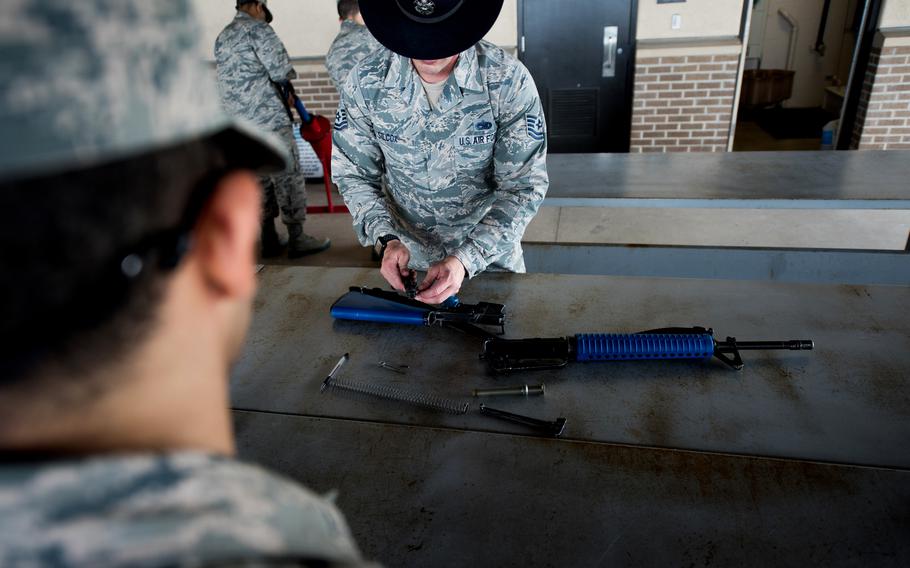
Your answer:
[416,256,466,304]
[380,240,411,291]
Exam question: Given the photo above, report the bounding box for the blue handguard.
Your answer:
[575,332,715,362]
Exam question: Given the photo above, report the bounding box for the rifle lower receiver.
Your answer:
[330,287,506,337]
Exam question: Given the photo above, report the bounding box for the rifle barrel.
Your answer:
[719,340,814,351]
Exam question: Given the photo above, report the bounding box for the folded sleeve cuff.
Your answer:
[363,216,396,248]
[451,241,488,279]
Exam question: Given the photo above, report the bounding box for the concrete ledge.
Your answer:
[525,208,910,249]
[544,151,910,202]
[524,243,910,285]
[635,37,742,57]
[636,35,741,47]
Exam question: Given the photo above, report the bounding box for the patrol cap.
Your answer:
[0,0,287,184]
[360,0,504,60]
[237,0,274,24]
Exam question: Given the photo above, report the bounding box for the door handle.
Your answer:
[602,25,618,78]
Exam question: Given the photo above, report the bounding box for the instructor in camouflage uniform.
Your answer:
[0,1,370,566]
[326,0,385,90]
[333,0,548,305]
[216,0,330,258]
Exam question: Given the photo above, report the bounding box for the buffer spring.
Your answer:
[321,354,468,415]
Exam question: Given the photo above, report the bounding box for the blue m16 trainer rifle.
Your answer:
[481,327,814,372]
[329,289,813,371]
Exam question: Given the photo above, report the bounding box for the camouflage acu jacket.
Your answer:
[0,453,373,567]
[332,41,549,278]
[326,20,385,90]
[215,11,295,132]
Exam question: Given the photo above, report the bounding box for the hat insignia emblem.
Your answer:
[414,0,435,16]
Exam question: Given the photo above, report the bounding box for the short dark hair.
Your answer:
[0,139,228,390]
[338,0,360,19]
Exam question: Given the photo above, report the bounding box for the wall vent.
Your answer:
[548,89,598,137]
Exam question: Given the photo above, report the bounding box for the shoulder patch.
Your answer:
[334,108,349,131]
[526,114,545,141]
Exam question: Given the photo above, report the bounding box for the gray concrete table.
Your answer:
[545,151,910,208]
[233,266,910,468]
[231,266,910,565]
[234,412,910,567]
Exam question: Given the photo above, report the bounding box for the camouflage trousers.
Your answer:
[261,126,306,225]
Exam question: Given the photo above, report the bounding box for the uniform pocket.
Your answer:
[454,129,496,179]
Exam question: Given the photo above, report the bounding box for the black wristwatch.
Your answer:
[376,234,400,260]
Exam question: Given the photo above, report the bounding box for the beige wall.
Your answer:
[880,0,910,29]
[192,0,518,60]
[636,0,746,40]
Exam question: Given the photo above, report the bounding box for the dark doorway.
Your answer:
[519,0,636,153]
[732,0,880,152]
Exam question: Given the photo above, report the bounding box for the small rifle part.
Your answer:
[479,404,566,437]
[330,286,505,338]
[378,361,409,374]
[322,353,468,415]
[324,352,350,383]
[472,384,545,398]
[404,270,418,299]
[481,327,814,373]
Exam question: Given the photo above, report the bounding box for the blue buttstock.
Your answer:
[575,333,714,362]
[330,289,429,326]
[330,306,426,326]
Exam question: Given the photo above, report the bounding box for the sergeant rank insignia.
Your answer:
[526,114,545,140]
[334,108,349,131]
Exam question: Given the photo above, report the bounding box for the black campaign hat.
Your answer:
[360,0,505,60]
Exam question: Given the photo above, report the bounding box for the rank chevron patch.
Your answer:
[526,114,544,140]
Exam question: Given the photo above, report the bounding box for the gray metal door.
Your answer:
[519,0,636,153]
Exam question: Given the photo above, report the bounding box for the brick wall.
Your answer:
[853,42,910,150]
[630,52,739,153]
[291,58,340,118]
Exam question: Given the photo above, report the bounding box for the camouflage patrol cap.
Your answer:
[237,0,274,24]
[0,0,288,183]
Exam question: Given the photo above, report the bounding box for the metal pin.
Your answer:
[472,384,545,398]
[321,353,350,391]
[404,270,418,299]
[378,361,410,374]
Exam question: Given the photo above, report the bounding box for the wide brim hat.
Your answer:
[0,0,287,183]
[360,0,505,60]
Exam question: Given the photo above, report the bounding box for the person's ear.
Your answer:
[191,170,261,300]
